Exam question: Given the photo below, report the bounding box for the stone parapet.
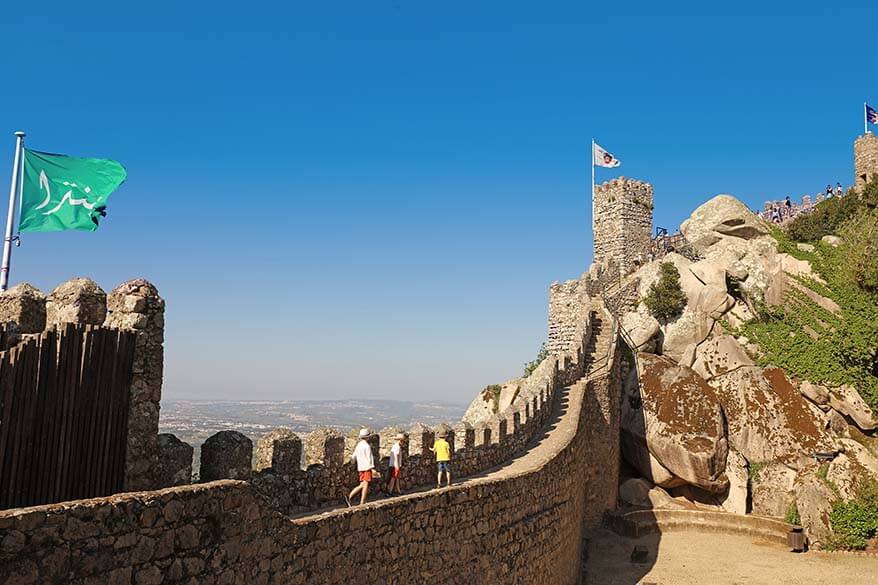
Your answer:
[105,278,165,491]
[0,277,165,495]
[45,277,107,327]
[157,433,193,487]
[200,430,252,482]
[0,283,45,335]
[0,309,624,584]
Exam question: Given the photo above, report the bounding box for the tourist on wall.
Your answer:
[430,430,452,488]
[836,182,843,197]
[387,432,405,495]
[771,206,781,224]
[345,428,378,507]
[826,184,833,198]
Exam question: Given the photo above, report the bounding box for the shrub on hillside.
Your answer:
[523,343,548,378]
[787,177,878,243]
[828,480,878,550]
[643,262,687,324]
[786,192,862,242]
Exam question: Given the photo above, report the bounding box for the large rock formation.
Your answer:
[613,192,878,547]
[622,354,729,493]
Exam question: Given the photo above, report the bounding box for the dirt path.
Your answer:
[585,528,878,585]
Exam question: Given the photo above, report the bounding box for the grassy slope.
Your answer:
[732,227,878,413]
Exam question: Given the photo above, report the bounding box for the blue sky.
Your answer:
[0,1,874,403]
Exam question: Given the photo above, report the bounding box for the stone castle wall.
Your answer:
[0,313,623,585]
[855,132,878,191]
[548,278,590,356]
[593,177,654,274]
[0,278,164,492]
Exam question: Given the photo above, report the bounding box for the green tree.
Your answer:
[643,261,687,323]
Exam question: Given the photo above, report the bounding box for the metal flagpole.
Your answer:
[867,102,871,135]
[1,131,25,292]
[591,139,595,232]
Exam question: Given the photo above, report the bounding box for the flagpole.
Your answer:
[867,102,870,135]
[1,132,25,292]
[591,139,595,233]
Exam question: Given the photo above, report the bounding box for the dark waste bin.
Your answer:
[788,526,805,552]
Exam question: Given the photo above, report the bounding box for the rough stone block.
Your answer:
[45,278,107,326]
[254,428,302,474]
[0,282,46,334]
[409,422,434,457]
[200,430,252,482]
[454,422,475,450]
[303,427,343,467]
[158,433,193,487]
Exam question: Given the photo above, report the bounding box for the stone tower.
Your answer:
[592,177,654,273]
[854,132,878,191]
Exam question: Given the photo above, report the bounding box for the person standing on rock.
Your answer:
[387,432,405,495]
[345,428,376,507]
[430,430,452,488]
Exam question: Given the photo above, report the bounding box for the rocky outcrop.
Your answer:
[709,367,835,468]
[622,354,729,493]
[828,385,876,431]
[691,335,754,381]
[680,195,771,253]
[721,450,749,515]
[751,463,796,517]
[463,378,523,426]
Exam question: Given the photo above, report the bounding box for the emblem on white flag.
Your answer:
[593,143,621,168]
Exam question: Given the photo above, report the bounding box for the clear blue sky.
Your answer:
[1,1,874,403]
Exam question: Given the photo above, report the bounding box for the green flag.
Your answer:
[19,149,127,233]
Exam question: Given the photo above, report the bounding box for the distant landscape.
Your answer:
[159,399,468,471]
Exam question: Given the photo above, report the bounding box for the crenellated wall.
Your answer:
[0,310,623,585]
[548,278,590,356]
[0,277,165,492]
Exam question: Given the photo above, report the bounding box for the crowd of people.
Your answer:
[343,427,453,508]
[765,182,845,224]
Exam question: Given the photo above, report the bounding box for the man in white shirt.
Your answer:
[345,428,376,507]
[387,432,405,495]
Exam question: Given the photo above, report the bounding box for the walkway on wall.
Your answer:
[291,304,616,523]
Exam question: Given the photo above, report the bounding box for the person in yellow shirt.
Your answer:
[429,430,452,488]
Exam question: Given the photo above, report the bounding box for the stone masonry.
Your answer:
[105,278,166,492]
[593,177,654,274]
[0,308,624,585]
[548,278,590,356]
[854,132,878,191]
[0,277,165,494]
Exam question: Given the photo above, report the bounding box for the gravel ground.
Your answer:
[585,528,878,585]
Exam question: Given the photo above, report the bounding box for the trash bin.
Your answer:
[788,526,805,552]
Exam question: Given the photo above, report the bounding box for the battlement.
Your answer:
[155,337,578,514]
[593,176,654,275]
[0,277,164,496]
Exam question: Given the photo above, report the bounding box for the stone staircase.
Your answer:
[583,304,614,381]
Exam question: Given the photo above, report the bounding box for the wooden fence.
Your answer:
[0,323,136,509]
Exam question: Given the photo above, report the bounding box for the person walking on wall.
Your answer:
[387,432,405,495]
[345,428,377,507]
[836,182,844,197]
[826,184,833,198]
[430,430,452,488]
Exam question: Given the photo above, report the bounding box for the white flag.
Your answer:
[593,143,621,168]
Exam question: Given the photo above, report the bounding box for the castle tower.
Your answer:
[592,177,653,273]
[854,132,878,191]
